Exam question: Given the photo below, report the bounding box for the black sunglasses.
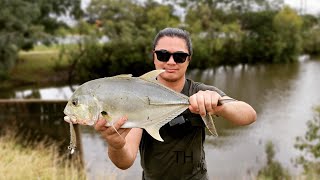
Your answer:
[154,50,190,63]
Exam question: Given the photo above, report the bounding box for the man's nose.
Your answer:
[167,55,176,64]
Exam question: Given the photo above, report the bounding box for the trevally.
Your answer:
[64,70,221,143]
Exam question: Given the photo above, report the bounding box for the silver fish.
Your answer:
[64,70,219,142]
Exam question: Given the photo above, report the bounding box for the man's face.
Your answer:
[153,36,190,82]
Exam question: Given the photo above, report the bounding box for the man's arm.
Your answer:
[94,116,143,170]
[189,90,256,125]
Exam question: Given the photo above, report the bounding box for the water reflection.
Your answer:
[11,86,77,99]
[188,63,300,112]
[199,61,320,179]
[1,60,320,179]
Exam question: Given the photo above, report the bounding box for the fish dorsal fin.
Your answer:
[139,70,165,81]
[113,74,133,78]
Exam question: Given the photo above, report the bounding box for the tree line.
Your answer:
[0,0,82,79]
[1,0,320,81]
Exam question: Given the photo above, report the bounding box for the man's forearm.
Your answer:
[107,128,142,170]
[108,144,136,170]
[216,101,256,125]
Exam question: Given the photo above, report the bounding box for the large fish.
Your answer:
[64,70,220,142]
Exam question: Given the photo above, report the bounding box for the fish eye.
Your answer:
[72,98,78,106]
[101,111,108,116]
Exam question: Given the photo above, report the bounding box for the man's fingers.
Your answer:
[95,116,128,134]
[205,92,214,113]
[103,116,127,135]
[189,94,199,112]
[196,93,206,116]
[189,90,222,116]
[110,116,128,129]
[94,119,107,131]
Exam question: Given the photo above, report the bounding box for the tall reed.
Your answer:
[0,131,86,180]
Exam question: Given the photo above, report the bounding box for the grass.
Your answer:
[0,131,86,180]
[1,45,71,89]
[32,44,78,51]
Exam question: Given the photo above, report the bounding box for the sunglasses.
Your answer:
[154,50,190,63]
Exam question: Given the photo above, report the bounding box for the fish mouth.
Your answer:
[64,115,94,126]
[64,115,77,123]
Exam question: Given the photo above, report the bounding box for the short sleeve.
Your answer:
[188,79,226,97]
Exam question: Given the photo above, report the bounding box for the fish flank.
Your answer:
[64,70,219,142]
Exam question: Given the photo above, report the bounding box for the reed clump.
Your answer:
[0,130,86,180]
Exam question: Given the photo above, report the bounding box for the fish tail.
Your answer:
[201,114,218,136]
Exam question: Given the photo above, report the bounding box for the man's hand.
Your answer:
[189,90,223,116]
[94,116,132,150]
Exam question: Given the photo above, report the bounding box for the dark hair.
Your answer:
[152,27,193,56]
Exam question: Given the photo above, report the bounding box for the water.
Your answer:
[1,60,320,179]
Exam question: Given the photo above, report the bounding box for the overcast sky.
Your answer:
[284,0,320,15]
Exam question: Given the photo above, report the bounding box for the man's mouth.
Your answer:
[165,69,178,73]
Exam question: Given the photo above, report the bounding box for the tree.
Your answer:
[272,6,302,63]
[0,0,82,79]
[183,0,248,67]
[240,10,278,63]
[300,15,320,55]
[302,26,320,55]
[181,0,288,66]
[68,0,181,82]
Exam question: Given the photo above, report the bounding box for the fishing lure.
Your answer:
[68,122,77,154]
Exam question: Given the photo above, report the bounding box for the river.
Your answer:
[2,59,320,179]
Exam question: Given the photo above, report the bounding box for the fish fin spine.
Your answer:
[113,74,133,78]
[201,114,218,136]
[107,121,124,140]
[139,70,165,81]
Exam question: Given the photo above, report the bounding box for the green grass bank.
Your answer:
[1,46,71,89]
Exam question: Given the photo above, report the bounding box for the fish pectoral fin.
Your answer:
[143,107,188,142]
[144,126,164,142]
[139,70,165,81]
[201,114,218,136]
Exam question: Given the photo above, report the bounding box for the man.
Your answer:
[94,27,256,180]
